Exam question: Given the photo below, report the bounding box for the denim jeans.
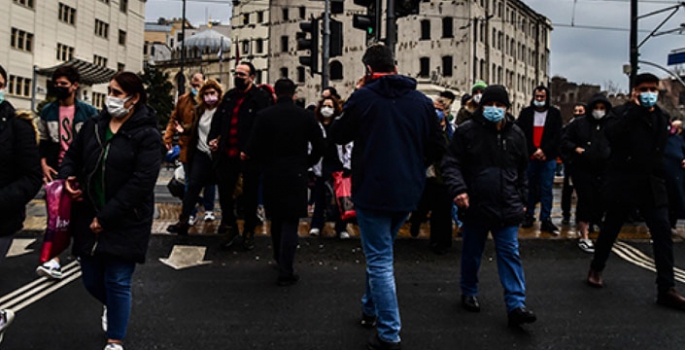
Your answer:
[460,222,527,313]
[79,255,136,341]
[526,159,557,221]
[182,162,216,216]
[357,207,408,343]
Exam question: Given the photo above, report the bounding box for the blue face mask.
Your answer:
[533,100,546,108]
[483,106,505,123]
[639,92,658,108]
[0,90,4,105]
[190,88,198,96]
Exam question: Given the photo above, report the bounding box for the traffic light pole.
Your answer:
[386,0,396,55]
[322,0,331,89]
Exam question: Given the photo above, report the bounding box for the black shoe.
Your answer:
[367,334,401,350]
[409,223,420,238]
[166,221,189,236]
[360,313,377,329]
[657,288,685,311]
[508,307,537,327]
[461,295,481,313]
[521,216,534,228]
[277,273,299,286]
[220,227,240,249]
[242,232,255,251]
[540,219,560,235]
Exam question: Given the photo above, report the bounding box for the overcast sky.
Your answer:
[145,0,685,92]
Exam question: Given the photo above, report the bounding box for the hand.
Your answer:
[64,176,83,202]
[165,142,172,151]
[355,75,366,90]
[454,193,470,209]
[681,159,685,169]
[90,217,103,234]
[208,139,219,152]
[533,149,546,161]
[41,162,58,184]
[174,121,185,134]
[433,100,446,112]
[575,147,585,155]
[240,152,249,161]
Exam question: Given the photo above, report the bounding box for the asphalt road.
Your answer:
[2,235,685,350]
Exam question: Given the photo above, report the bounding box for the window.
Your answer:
[281,36,289,52]
[13,0,34,9]
[442,18,453,38]
[479,59,485,80]
[10,28,33,52]
[498,32,503,51]
[95,19,109,38]
[282,9,289,21]
[94,55,108,67]
[420,20,430,40]
[256,39,264,53]
[120,0,128,13]
[280,67,288,79]
[243,13,250,25]
[242,40,250,55]
[99,0,110,3]
[93,92,106,109]
[257,11,264,23]
[117,63,125,72]
[56,43,74,61]
[297,67,306,83]
[479,22,485,43]
[299,6,306,19]
[119,30,127,45]
[442,56,453,77]
[492,28,496,45]
[419,57,430,78]
[59,3,76,25]
[492,64,497,83]
[330,61,343,80]
[255,70,263,84]
[8,75,32,97]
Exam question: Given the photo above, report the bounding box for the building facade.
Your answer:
[0,0,146,110]
[229,0,270,85]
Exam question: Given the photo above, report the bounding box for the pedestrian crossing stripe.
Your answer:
[612,241,685,284]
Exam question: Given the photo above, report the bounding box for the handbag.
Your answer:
[167,165,185,199]
[332,171,356,221]
[39,180,73,263]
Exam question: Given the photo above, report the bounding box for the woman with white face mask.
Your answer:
[59,72,161,350]
[561,93,612,254]
[309,96,353,239]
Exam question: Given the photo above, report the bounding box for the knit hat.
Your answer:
[460,93,471,106]
[471,80,488,93]
[480,85,511,108]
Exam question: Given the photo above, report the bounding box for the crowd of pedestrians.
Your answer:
[4,43,685,350]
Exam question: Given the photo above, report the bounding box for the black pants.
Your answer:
[181,152,215,218]
[271,217,300,277]
[311,175,347,235]
[216,156,260,234]
[572,171,604,224]
[591,205,675,292]
[409,182,453,249]
[561,172,574,220]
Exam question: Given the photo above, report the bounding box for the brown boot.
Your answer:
[657,288,685,311]
[587,268,603,288]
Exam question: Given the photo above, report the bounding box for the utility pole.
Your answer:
[386,0,397,55]
[322,0,331,88]
[630,0,638,90]
[179,0,187,94]
[473,17,478,84]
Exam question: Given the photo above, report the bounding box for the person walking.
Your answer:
[164,72,217,228]
[442,85,536,328]
[455,81,486,126]
[663,120,685,232]
[208,62,271,250]
[0,64,42,345]
[587,73,685,311]
[59,72,161,350]
[167,79,223,235]
[329,44,445,350]
[561,103,586,225]
[35,65,98,279]
[245,78,324,285]
[562,95,612,253]
[517,86,563,235]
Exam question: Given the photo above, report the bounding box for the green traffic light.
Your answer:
[368,27,373,34]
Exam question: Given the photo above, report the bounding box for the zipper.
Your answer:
[498,133,505,221]
[86,122,107,256]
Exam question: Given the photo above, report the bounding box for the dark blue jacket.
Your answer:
[329,75,446,212]
[38,99,98,169]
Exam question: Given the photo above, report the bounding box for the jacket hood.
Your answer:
[587,93,612,112]
[100,104,158,131]
[366,75,418,99]
[530,85,551,108]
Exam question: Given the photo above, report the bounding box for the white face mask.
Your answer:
[472,94,482,104]
[106,96,132,119]
[320,106,335,118]
[592,110,606,120]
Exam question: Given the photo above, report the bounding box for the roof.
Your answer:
[179,29,231,51]
[37,59,117,85]
[145,23,173,32]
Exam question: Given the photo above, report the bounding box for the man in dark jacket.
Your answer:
[208,62,271,250]
[245,79,324,286]
[329,44,445,350]
[561,103,586,225]
[442,85,536,328]
[587,73,685,311]
[516,85,563,234]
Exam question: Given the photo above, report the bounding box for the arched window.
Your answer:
[420,57,430,77]
[330,61,343,80]
[442,18,453,38]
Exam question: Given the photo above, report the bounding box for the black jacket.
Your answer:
[246,99,325,218]
[0,102,42,236]
[329,75,446,212]
[561,95,612,175]
[58,105,162,263]
[516,88,563,160]
[442,112,529,226]
[603,102,671,208]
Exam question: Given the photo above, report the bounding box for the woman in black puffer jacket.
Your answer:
[59,72,161,350]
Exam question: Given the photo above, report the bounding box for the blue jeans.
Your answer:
[80,255,136,341]
[526,159,557,221]
[183,163,216,216]
[460,222,527,313]
[357,208,408,343]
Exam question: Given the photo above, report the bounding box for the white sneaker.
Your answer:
[309,228,320,237]
[578,238,595,254]
[257,205,266,222]
[104,343,123,350]
[188,215,197,226]
[102,306,107,333]
[204,211,216,222]
[0,309,15,343]
[36,260,63,280]
[339,231,351,240]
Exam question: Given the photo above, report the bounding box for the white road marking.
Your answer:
[612,241,685,284]
[159,245,212,270]
[0,260,81,311]
[6,238,36,258]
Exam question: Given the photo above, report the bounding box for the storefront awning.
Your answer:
[37,59,117,85]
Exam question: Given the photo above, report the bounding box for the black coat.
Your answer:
[442,112,529,227]
[516,105,563,160]
[0,102,42,236]
[58,105,162,263]
[603,102,671,208]
[246,99,324,218]
[561,115,610,175]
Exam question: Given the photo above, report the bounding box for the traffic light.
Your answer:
[353,0,380,44]
[297,16,319,77]
[395,0,421,18]
[330,18,343,58]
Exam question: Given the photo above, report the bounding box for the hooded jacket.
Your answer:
[561,94,612,174]
[329,75,446,212]
[0,102,42,236]
[38,99,98,169]
[441,111,529,226]
[516,86,563,160]
[58,105,162,263]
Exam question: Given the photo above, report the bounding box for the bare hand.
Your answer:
[433,100,446,112]
[165,142,172,151]
[533,149,546,161]
[355,75,366,90]
[42,163,58,184]
[681,159,685,169]
[454,193,470,209]
[575,147,585,155]
[90,217,103,234]
[240,152,249,161]
[208,139,219,152]
[174,121,185,134]
[64,176,83,202]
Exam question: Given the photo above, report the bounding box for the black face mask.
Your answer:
[234,77,248,91]
[573,113,584,118]
[54,86,71,100]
